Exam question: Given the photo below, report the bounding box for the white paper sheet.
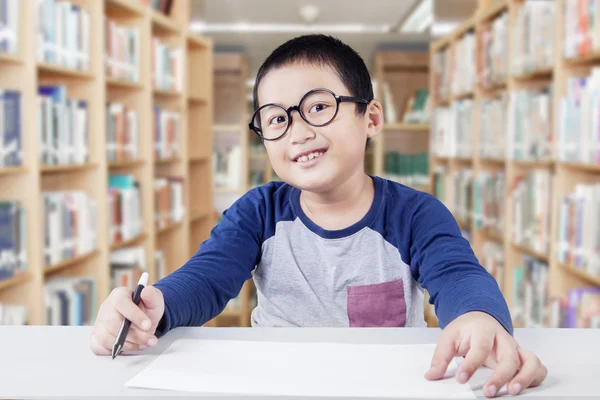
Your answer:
[125,339,476,398]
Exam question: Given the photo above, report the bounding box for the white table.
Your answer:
[0,326,598,399]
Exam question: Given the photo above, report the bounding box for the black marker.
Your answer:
[112,272,149,359]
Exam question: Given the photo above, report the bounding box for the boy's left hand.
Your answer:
[424,311,547,397]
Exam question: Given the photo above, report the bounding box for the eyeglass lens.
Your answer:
[253,90,338,140]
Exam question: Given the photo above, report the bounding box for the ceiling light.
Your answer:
[399,0,433,33]
[189,21,391,34]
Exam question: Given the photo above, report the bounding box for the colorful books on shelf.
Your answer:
[107,102,139,163]
[402,89,430,124]
[36,0,90,71]
[507,87,552,161]
[0,201,26,281]
[479,93,508,160]
[153,107,180,160]
[42,191,97,267]
[38,85,88,166]
[557,183,600,277]
[431,100,473,158]
[433,46,451,101]
[0,89,22,167]
[141,0,173,16]
[482,241,504,290]
[213,145,242,189]
[0,303,27,325]
[104,17,140,82]
[0,0,19,55]
[383,152,429,188]
[512,255,548,329]
[512,0,554,75]
[510,169,552,255]
[44,276,96,326]
[473,171,505,234]
[151,37,182,92]
[478,10,508,87]
[108,174,142,245]
[452,31,475,96]
[433,166,473,225]
[563,0,598,60]
[558,68,600,164]
[154,176,184,229]
[155,250,166,280]
[110,246,146,291]
[548,287,600,328]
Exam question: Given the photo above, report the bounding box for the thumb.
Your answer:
[140,285,164,311]
[425,329,458,381]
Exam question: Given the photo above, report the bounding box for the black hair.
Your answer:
[252,34,374,116]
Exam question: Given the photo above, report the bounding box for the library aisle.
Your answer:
[1,0,597,332]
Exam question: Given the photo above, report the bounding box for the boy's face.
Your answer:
[256,62,382,193]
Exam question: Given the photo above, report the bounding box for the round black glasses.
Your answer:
[249,88,370,141]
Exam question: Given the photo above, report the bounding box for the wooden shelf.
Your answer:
[0,273,30,292]
[108,159,146,169]
[513,159,554,168]
[481,227,504,243]
[214,124,243,132]
[478,0,508,21]
[187,34,210,49]
[564,51,600,67]
[454,91,474,100]
[188,94,208,104]
[110,233,147,251]
[480,157,505,165]
[456,218,471,230]
[37,63,95,79]
[559,162,600,173]
[44,250,100,276]
[0,52,22,65]
[560,262,600,287]
[155,156,182,165]
[153,88,182,98]
[189,155,210,163]
[511,242,549,262]
[513,67,553,81]
[156,220,183,235]
[105,0,145,16]
[0,166,28,176]
[106,77,144,89]
[384,123,429,132]
[190,209,210,223]
[40,163,98,174]
[150,10,180,34]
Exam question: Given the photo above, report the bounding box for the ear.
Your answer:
[364,99,384,140]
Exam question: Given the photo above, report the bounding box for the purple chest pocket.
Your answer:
[346,279,407,327]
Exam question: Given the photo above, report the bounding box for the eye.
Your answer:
[269,115,287,125]
[309,103,328,113]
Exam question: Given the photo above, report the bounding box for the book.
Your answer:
[512,0,555,75]
[512,255,549,328]
[479,92,508,160]
[563,0,598,60]
[42,191,97,267]
[473,171,505,235]
[0,0,19,55]
[155,250,166,280]
[0,303,27,325]
[0,201,26,281]
[151,37,182,92]
[111,246,146,291]
[383,152,429,187]
[37,0,90,71]
[106,102,139,163]
[104,16,140,82]
[154,176,184,229]
[433,46,451,101]
[452,31,476,96]
[481,241,504,290]
[478,10,508,87]
[0,89,22,167]
[506,87,552,162]
[510,169,552,255]
[45,276,96,326]
[108,174,142,245]
[432,166,473,225]
[153,107,180,160]
[38,85,88,166]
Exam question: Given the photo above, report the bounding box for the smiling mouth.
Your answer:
[293,149,327,163]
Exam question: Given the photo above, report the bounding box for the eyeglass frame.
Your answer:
[248,88,371,141]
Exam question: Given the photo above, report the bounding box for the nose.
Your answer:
[288,109,315,145]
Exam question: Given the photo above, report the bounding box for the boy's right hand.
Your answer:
[90,285,165,356]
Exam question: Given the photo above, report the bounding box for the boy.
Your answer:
[90,34,547,397]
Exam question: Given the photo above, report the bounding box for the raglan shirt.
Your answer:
[153,176,513,336]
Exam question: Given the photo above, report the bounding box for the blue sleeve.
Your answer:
[409,194,513,335]
[152,191,264,337]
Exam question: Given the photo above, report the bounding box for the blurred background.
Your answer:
[1,0,598,331]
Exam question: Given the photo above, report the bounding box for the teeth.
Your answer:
[296,151,324,163]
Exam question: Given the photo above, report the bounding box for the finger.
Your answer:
[90,334,110,356]
[94,322,147,354]
[111,289,152,331]
[103,309,157,347]
[507,348,548,395]
[457,332,494,384]
[425,330,458,380]
[484,339,520,397]
[140,286,163,311]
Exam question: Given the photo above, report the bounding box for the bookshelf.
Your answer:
[370,51,431,194]
[0,0,214,326]
[430,0,600,329]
